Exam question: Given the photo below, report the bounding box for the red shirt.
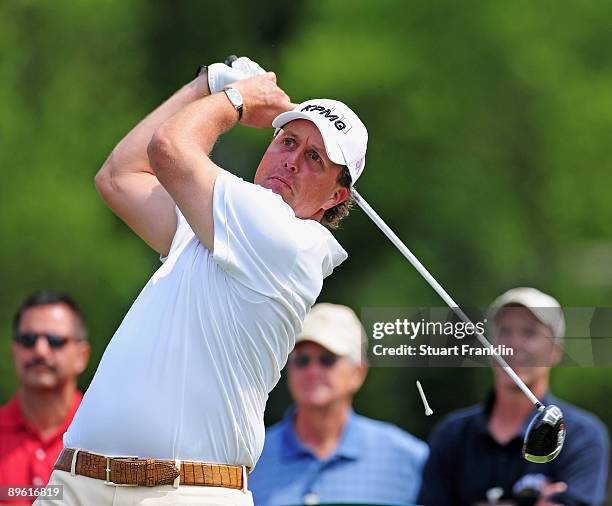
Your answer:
[0,391,82,504]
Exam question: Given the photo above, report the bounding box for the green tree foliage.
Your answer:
[0,0,155,395]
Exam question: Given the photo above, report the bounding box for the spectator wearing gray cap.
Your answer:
[418,287,609,506]
[249,302,428,506]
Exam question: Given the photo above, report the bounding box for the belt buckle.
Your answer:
[104,457,138,487]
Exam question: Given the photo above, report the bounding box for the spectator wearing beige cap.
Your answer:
[250,303,428,506]
[419,287,609,506]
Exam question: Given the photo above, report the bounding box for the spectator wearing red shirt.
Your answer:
[0,291,90,504]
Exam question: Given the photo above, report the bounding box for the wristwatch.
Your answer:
[224,87,244,120]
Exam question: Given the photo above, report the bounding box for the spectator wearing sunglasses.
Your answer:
[249,303,428,506]
[0,291,90,501]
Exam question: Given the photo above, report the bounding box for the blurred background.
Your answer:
[1,0,611,491]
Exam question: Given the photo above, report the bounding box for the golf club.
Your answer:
[351,188,566,463]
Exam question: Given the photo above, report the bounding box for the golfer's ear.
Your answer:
[323,186,350,211]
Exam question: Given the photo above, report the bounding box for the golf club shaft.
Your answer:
[351,188,543,409]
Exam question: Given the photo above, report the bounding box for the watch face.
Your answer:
[226,88,243,108]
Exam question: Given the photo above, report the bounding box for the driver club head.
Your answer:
[523,404,565,463]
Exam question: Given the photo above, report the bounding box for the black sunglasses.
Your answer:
[290,353,339,369]
[14,332,79,350]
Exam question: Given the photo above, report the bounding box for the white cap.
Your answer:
[272,99,368,184]
[296,303,366,363]
[488,287,566,340]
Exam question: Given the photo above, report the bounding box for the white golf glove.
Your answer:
[207,56,266,94]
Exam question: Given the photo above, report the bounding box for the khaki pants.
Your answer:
[34,470,254,506]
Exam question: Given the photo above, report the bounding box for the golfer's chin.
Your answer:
[262,178,294,204]
[259,180,323,221]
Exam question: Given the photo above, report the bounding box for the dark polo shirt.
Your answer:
[418,392,609,506]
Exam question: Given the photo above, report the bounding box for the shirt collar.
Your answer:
[281,406,360,461]
[476,389,555,439]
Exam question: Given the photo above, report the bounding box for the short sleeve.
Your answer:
[160,206,195,263]
[212,171,346,298]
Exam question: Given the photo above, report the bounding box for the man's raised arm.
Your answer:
[94,73,211,256]
[94,59,257,256]
[146,72,292,252]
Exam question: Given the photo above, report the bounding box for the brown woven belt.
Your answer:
[54,448,246,490]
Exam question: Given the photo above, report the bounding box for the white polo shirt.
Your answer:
[64,171,347,469]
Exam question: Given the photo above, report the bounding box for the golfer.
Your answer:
[40,57,368,506]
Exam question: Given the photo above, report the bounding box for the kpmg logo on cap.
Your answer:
[301,104,353,133]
